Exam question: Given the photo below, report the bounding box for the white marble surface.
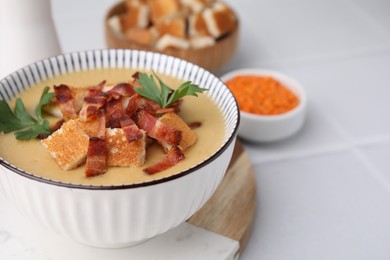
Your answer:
[2,0,390,259]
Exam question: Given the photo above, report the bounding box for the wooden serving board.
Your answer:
[188,140,257,256]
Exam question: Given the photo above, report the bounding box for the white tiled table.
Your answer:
[1,0,390,259]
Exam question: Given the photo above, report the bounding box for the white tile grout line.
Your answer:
[307,109,390,194]
[249,109,390,193]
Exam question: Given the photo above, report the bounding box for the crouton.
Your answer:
[159,112,197,151]
[125,27,158,46]
[42,120,89,170]
[43,86,87,118]
[155,34,190,50]
[190,35,215,48]
[188,12,210,37]
[149,0,180,22]
[75,118,99,137]
[106,128,146,167]
[107,15,122,36]
[180,0,211,13]
[120,1,150,31]
[155,15,187,38]
[202,3,237,38]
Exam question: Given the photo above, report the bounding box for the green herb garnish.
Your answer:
[135,72,207,108]
[0,86,55,140]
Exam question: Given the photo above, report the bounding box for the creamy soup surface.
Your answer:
[0,69,225,186]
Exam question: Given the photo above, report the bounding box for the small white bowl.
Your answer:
[221,68,307,142]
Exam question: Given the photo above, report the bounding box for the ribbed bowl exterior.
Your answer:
[0,49,239,247]
[0,141,234,247]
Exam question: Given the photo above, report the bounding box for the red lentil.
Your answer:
[225,75,299,115]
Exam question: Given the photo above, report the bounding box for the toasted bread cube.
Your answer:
[155,15,186,38]
[159,112,197,151]
[203,3,237,38]
[75,118,99,137]
[180,0,212,13]
[107,15,122,36]
[155,34,190,50]
[43,86,87,118]
[120,1,150,31]
[149,0,180,22]
[106,128,146,167]
[125,27,158,46]
[42,120,89,170]
[190,35,215,48]
[188,12,211,37]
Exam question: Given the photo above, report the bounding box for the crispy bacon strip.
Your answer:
[133,109,156,132]
[54,84,78,120]
[133,110,181,150]
[85,109,107,177]
[79,83,107,122]
[119,115,143,142]
[96,109,106,139]
[124,94,161,116]
[79,96,107,122]
[105,99,124,128]
[123,92,179,117]
[124,94,139,116]
[155,107,176,114]
[188,121,202,129]
[89,80,106,96]
[143,146,185,175]
[85,137,107,177]
[137,98,162,115]
[106,82,136,100]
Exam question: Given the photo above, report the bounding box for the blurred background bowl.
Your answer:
[104,1,239,72]
[221,68,307,143]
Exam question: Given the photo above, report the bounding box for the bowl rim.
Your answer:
[0,49,240,190]
[220,68,307,120]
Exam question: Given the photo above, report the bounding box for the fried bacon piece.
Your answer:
[79,96,107,122]
[89,80,106,95]
[79,83,107,122]
[85,109,107,177]
[123,92,180,117]
[106,82,136,100]
[188,121,202,129]
[143,146,185,175]
[119,115,143,142]
[124,94,139,116]
[133,109,182,150]
[106,99,124,128]
[53,84,78,120]
[85,137,107,177]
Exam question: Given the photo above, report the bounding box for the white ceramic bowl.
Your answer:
[221,68,307,142]
[0,49,239,247]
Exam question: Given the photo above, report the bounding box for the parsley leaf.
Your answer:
[0,86,54,140]
[36,86,55,120]
[134,72,207,108]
